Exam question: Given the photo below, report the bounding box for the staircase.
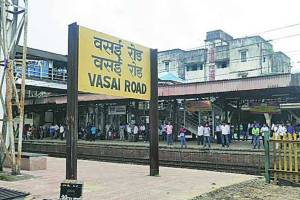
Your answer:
[178,110,199,137]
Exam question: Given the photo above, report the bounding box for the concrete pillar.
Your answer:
[264,113,272,127]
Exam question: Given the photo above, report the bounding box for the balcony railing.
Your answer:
[14,67,67,82]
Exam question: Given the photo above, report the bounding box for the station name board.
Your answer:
[78,26,151,100]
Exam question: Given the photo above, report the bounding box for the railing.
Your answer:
[179,110,199,135]
[265,133,300,185]
[14,66,67,82]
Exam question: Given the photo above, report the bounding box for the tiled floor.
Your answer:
[0,157,255,200]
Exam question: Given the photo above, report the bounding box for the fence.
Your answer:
[265,132,300,185]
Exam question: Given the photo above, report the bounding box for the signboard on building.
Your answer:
[186,100,212,112]
[108,105,126,115]
[209,65,215,81]
[78,26,151,100]
[249,102,280,114]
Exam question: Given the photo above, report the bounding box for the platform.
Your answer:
[0,157,255,200]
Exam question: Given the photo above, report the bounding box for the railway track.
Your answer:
[21,141,264,175]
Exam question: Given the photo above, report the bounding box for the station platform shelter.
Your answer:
[19,73,300,140]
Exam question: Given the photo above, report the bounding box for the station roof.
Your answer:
[24,73,300,106]
[16,45,67,62]
[158,72,184,83]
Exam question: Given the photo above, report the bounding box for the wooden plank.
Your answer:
[278,135,282,181]
[273,134,278,184]
[283,134,287,180]
[294,133,299,183]
[288,134,293,182]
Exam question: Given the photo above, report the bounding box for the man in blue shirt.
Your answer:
[91,125,97,141]
[286,122,295,136]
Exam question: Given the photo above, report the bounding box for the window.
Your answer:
[216,61,228,69]
[186,63,203,71]
[164,62,169,71]
[240,50,247,62]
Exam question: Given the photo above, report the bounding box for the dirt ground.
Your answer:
[191,178,300,200]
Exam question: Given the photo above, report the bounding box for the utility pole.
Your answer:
[0,0,28,174]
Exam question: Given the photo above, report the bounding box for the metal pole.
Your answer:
[17,0,28,174]
[183,108,186,127]
[212,107,215,138]
[149,49,159,176]
[66,23,79,180]
[264,131,270,183]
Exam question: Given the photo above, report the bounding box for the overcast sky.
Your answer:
[27,0,300,72]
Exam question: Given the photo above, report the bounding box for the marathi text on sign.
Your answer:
[78,26,151,100]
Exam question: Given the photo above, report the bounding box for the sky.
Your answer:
[27,0,300,72]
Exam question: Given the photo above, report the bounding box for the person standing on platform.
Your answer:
[179,124,187,148]
[91,125,97,141]
[278,123,287,140]
[133,124,139,142]
[260,124,269,147]
[166,121,173,146]
[252,126,260,149]
[287,122,295,137]
[215,123,222,144]
[126,123,132,141]
[49,123,56,139]
[221,122,230,148]
[59,124,65,140]
[203,123,211,148]
[161,122,167,143]
[54,123,59,139]
[105,124,111,140]
[140,123,146,142]
[119,124,125,141]
[197,123,204,145]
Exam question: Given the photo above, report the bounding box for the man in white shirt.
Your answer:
[221,122,230,148]
[278,124,286,138]
[197,123,204,145]
[59,124,65,140]
[133,124,139,142]
[126,124,132,141]
[203,124,211,148]
[260,124,269,147]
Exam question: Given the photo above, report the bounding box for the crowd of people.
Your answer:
[22,123,65,140]
[78,123,148,142]
[23,119,300,150]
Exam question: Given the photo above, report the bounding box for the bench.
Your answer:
[4,152,47,171]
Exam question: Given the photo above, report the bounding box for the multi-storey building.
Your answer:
[158,30,291,83]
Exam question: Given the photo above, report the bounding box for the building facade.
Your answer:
[158,30,291,83]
